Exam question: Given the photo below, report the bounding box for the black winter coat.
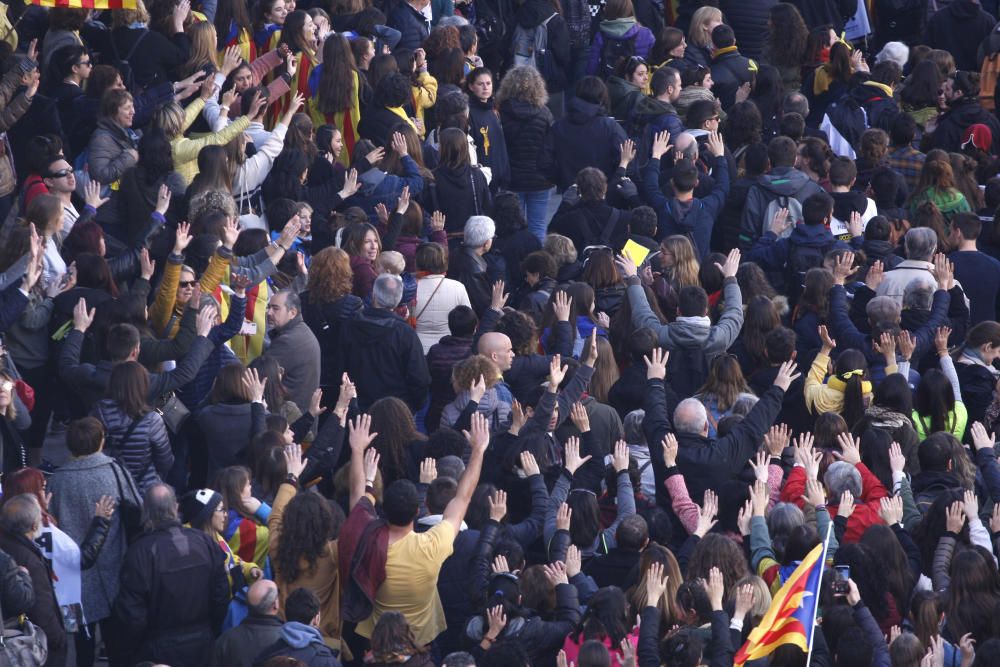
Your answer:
[100,27,192,90]
[209,614,283,667]
[787,0,856,32]
[431,164,492,233]
[925,96,1000,155]
[385,0,430,51]
[194,402,267,479]
[468,97,511,190]
[0,532,66,667]
[719,0,776,61]
[0,547,33,622]
[300,291,364,392]
[711,48,757,111]
[926,0,997,72]
[540,97,626,192]
[426,334,475,432]
[448,246,493,316]
[499,99,553,192]
[548,200,631,254]
[339,307,430,411]
[357,106,412,147]
[114,525,229,667]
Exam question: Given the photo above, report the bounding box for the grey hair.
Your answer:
[730,394,759,416]
[675,132,699,161]
[443,652,477,667]
[824,461,862,498]
[866,295,901,324]
[277,289,301,314]
[623,409,646,444]
[875,41,909,69]
[248,583,279,615]
[142,482,179,531]
[673,398,708,435]
[437,15,469,27]
[766,502,805,536]
[902,280,934,311]
[372,273,404,309]
[0,494,40,536]
[464,215,496,248]
[783,92,809,117]
[904,227,938,261]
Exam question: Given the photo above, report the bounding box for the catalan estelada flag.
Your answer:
[30,0,136,7]
[734,534,830,665]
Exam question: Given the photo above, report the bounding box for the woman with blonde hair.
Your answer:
[627,543,684,634]
[151,84,265,185]
[497,65,555,241]
[299,246,363,396]
[683,5,723,69]
[656,235,700,289]
[179,21,221,80]
[441,354,511,432]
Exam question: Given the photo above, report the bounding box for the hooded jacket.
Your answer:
[926,0,996,71]
[630,95,684,141]
[641,156,730,259]
[586,18,655,76]
[253,622,341,667]
[925,96,1000,155]
[748,222,855,273]
[499,99,553,192]
[431,163,492,229]
[849,79,900,132]
[339,306,430,411]
[539,96,627,192]
[739,166,825,249]
[606,75,645,122]
[468,96,510,190]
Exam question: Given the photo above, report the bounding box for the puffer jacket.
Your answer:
[415,274,472,353]
[431,164,492,234]
[540,96,627,192]
[195,401,267,479]
[87,118,140,185]
[300,290,364,391]
[89,400,172,496]
[344,155,425,219]
[426,334,475,432]
[586,18,655,75]
[499,99,553,192]
[719,0,777,61]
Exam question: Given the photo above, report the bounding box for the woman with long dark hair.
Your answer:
[269,10,318,123]
[213,465,271,572]
[733,294,780,377]
[270,444,347,655]
[749,64,784,143]
[913,328,967,440]
[253,0,287,52]
[368,396,426,486]
[431,127,492,235]
[900,60,942,138]
[763,2,809,93]
[805,326,875,428]
[694,355,756,438]
[91,361,172,494]
[308,35,368,166]
[214,0,255,60]
[803,41,861,127]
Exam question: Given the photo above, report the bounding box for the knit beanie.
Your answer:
[179,488,223,528]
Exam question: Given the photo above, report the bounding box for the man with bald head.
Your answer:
[210,579,284,667]
[476,289,574,401]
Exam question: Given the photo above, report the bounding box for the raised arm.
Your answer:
[442,412,489,533]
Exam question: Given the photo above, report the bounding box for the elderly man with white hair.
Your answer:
[340,273,431,411]
[876,228,965,304]
[447,215,499,316]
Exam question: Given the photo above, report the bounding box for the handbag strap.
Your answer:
[414,275,447,321]
[599,207,621,246]
[470,169,480,215]
[111,415,153,488]
[109,459,141,506]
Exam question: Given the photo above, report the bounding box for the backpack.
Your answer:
[511,14,556,78]
[473,0,507,54]
[981,51,1000,111]
[110,29,149,91]
[597,33,637,80]
[665,344,708,399]
[763,195,804,241]
[786,241,826,300]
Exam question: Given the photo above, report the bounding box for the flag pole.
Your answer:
[804,522,833,667]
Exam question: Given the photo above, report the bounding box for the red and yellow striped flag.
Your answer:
[29,0,136,8]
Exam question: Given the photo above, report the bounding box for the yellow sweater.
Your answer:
[804,350,887,415]
[148,250,231,338]
[170,99,252,185]
[411,71,438,138]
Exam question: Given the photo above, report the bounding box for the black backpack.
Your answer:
[666,345,708,400]
[598,33,637,79]
[786,242,825,304]
[110,29,149,91]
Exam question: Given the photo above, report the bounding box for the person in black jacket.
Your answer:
[511,0,571,115]
[719,0,777,62]
[432,128,493,234]
[641,349,797,506]
[549,167,633,255]
[709,24,758,111]
[210,579,284,667]
[253,587,341,667]
[0,494,67,667]
[385,0,431,51]
[540,77,627,194]
[925,71,1000,155]
[339,273,431,411]
[787,0,856,32]
[583,514,648,588]
[115,483,229,667]
[467,68,511,192]
[497,65,555,241]
[447,216,496,316]
[100,3,192,91]
[0,544,33,623]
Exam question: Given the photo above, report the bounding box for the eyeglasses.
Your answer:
[178,281,197,288]
[46,169,72,178]
[214,507,227,514]
[77,60,91,66]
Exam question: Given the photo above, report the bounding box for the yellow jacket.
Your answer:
[804,350,886,415]
[170,99,252,185]
[411,71,438,138]
[149,250,231,338]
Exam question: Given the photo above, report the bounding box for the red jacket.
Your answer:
[780,463,888,543]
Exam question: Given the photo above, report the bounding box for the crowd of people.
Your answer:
[6,0,1000,666]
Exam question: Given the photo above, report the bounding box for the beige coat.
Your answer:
[415,274,471,353]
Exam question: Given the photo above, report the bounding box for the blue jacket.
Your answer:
[345,155,425,220]
[748,223,860,272]
[640,156,729,259]
[385,0,429,51]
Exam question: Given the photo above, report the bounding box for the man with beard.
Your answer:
[924,70,1000,154]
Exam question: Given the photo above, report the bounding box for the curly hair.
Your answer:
[423,25,461,60]
[306,247,354,303]
[495,65,549,108]
[723,101,762,149]
[495,310,539,357]
[764,2,808,68]
[274,492,339,582]
[451,355,502,392]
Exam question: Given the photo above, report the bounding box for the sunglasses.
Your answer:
[178,281,197,288]
[46,168,72,178]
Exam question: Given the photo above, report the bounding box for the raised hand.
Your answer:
[770,207,791,236]
[880,495,903,526]
[283,442,306,478]
[555,502,572,531]
[644,347,668,380]
[764,424,790,457]
[898,330,916,361]
[570,401,590,433]
[715,248,741,279]
[889,441,906,474]
[94,495,115,520]
[644,561,668,607]
[612,440,630,472]
[818,325,837,352]
[971,422,996,452]
[750,479,769,517]
[934,326,952,356]
[348,413,378,452]
[749,450,770,484]
[552,290,572,321]
[866,259,885,291]
[695,490,718,537]
[519,450,540,477]
[706,566,725,611]
[73,297,95,332]
[490,280,508,312]
[838,490,856,519]
[549,354,567,389]
[241,367,267,403]
[773,360,801,391]
[362,447,380,483]
[946,500,966,533]
[464,412,490,454]
[85,180,110,210]
[564,436,591,475]
[419,457,437,484]
[619,139,636,168]
[173,221,192,254]
[835,433,862,465]
[662,433,678,468]
[832,251,855,285]
[489,489,507,522]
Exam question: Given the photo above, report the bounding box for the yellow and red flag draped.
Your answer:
[734,538,828,665]
[30,0,136,8]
